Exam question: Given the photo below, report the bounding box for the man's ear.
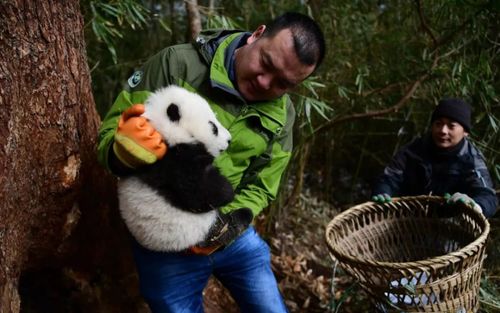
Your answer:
[247,25,266,44]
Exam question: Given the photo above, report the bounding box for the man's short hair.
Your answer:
[263,12,326,70]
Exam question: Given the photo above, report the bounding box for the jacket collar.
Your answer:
[198,30,289,131]
[411,135,472,162]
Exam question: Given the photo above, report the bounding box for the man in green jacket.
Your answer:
[98,12,325,313]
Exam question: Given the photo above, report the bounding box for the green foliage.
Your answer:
[86,0,152,63]
[82,0,176,116]
[301,0,499,204]
[83,1,500,310]
[83,0,499,199]
[205,13,242,30]
[293,77,332,132]
[83,0,499,201]
[480,276,500,312]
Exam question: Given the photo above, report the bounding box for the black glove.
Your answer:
[202,208,254,247]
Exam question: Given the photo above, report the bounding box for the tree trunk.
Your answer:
[0,1,144,312]
[185,0,202,40]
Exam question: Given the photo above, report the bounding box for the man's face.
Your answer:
[234,26,316,102]
[431,117,468,149]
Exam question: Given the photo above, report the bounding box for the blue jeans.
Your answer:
[131,226,288,313]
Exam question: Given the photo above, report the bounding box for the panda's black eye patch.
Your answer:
[209,121,218,136]
[166,104,181,122]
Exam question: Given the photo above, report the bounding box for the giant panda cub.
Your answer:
[118,85,252,252]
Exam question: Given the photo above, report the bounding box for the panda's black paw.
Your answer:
[202,208,253,247]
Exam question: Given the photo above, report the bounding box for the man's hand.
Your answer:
[113,104,167,169]
[372,193,392,204]
[445,192,482,214]
[188,208,254,255]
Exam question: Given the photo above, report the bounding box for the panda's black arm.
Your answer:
[200,166,235,208]
[165,145,235,212]
[134,144,234,213]
[157,164,234,213]
[134,152,220,213]
[168,167,233,213]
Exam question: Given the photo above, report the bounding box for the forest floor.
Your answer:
[17,192,498,313]
[204,192,500,313]
[203,191,369,313]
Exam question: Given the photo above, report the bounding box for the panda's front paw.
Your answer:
[202,208,253,247]
[202,168,235,207]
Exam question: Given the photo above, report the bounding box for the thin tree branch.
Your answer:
[309,4,486,139]
[311,54,439,138]
[415,0,438,47]
[361,82,402,97]
[282,141,311,210]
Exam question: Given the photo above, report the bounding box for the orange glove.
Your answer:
[188,245,222,255]
[113,104,167,169]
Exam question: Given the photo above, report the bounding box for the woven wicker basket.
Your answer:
[325,196,490,313]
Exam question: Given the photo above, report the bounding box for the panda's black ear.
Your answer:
[166,104,181,122]
[209,121,218,136]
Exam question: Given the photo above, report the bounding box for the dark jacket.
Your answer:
[372,135,498,217]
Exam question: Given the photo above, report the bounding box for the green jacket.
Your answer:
[97,30,295,216]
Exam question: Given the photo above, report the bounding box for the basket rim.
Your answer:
[325,195,490,270]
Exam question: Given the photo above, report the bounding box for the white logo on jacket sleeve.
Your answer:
[128,71,143,88]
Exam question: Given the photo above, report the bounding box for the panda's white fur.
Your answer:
[118,177,217,251]
[143,86,231,157]
[117,86,232,252]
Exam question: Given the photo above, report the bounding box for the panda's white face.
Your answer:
[143,86,231,157]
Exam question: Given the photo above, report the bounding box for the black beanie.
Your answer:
[431,98,471,132]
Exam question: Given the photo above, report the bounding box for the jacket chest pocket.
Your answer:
[227,120,269,164]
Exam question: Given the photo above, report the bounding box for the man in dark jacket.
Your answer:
[98,12,325,313]
[372,98,498,217]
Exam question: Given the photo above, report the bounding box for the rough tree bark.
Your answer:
[0,1,145,312]
[185,0,202,40]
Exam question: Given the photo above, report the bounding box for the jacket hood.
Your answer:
[193,29,245,64]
